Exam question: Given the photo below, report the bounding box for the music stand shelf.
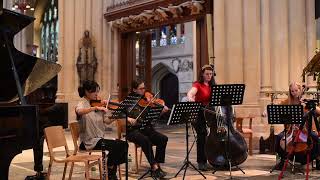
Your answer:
[168,102,206,180]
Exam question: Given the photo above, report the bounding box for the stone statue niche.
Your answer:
[76,30,98,85]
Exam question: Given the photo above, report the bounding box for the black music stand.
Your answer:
[168,102,206,180]
[267,104,304,174]
[137,105,164,180]
[109,92,142,180]
[209,84,246,178]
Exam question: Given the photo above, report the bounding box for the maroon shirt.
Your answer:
[193,81,211,105]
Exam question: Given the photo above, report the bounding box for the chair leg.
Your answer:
[85,162,90,180]
[135,146,139,173]
[98,159,103,180]
[62,162,68,180]
[249,135,253,156]
[139,148,143,166]
[68,162,75,180]
[47,159,53,180]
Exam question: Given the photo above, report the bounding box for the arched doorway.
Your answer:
[160,73,179,108]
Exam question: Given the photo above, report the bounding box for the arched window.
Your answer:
[40,0,58,62]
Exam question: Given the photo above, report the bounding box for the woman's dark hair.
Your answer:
[78,80,100,98]
[131,79,144,91]
[198,65,216,86]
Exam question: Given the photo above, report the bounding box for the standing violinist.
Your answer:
[126,79,168,178]
[187,64,215,171]
[273,82,320,170]
[75,80,128,180]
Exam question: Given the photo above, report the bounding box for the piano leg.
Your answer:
[25,135,47,180]
[0,141,22,180]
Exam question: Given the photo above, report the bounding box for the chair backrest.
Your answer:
[44,126,70,158]
[116,120,126,139]
[69,121,80,154]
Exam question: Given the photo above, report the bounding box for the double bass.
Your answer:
[204,105,248,168]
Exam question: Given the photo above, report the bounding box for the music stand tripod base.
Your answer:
[167,102,206,180]
[136,106,164,180]
[110,93,142,180]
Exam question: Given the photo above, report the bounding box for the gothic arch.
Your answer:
[152,63,176,93]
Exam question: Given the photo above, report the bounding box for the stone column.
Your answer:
[306,0,317,88]
[260,0,272,92]
[213,0,226,83]
[270,0,289,90]
[288,0,307,83]
[243,0,260,104]
[225,0,243,83]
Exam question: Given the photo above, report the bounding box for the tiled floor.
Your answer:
[8,124,320,179]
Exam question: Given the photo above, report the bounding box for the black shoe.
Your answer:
[275,161,284,171]
[152,168,165,178]
[159,168,167,177]
[316,159,320,170]
[198,163,208,171]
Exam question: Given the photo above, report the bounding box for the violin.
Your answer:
[90,95,121,111]
[90,99,106,107]
[138,91,165,108]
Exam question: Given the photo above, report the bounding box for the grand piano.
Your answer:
[0,7,67,180]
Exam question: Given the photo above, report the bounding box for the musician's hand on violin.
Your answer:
[100,99,108,106]
[128,117,137,125]
[96,106,108,113]
[163,105,169,112]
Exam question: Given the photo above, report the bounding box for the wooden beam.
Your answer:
[105,0,191,22]
[120,13,205,33]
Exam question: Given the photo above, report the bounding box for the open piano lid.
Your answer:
[0,9,61,102]
[0,8,61,179]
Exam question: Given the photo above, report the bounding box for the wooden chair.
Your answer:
[235,115,254,155]
[44,126,102,180]
[116,120,143,173]
[69,121,122,180]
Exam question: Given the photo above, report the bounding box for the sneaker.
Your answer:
[198,163,208,171]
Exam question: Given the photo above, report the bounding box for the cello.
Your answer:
[204,105,248,168]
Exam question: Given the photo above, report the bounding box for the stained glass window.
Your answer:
[40,0,58,62]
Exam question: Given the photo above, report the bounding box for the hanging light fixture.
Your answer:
[11,0,35,13]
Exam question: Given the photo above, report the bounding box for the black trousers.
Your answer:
[80,139,128,166]
[275,131,319,164]
[126,127,168,166]
[192,110,208,164]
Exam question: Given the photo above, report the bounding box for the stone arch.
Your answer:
[152,63,179,107]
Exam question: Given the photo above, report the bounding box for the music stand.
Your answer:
[267,104,304,174]
[109,92,142,180]
[137,105,164,180]
[168,102,206,180]
[209,84,246,178]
